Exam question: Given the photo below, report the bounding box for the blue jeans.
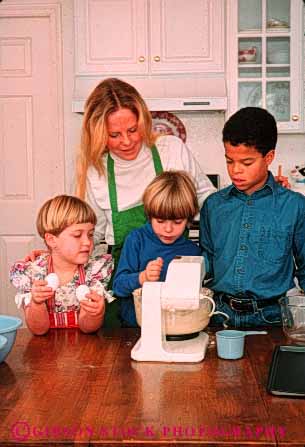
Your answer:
[210,295,282,328]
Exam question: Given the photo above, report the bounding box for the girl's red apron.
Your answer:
[46,256,86,328]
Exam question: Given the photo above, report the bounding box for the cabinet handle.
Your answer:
[138,56,145,62]
[292,115,299,121]
[153,56,161,62]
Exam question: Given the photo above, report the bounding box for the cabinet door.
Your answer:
[75,0,148,74]
[227,0,304,133]
[149,0,224,73]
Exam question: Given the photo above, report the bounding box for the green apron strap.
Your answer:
[107,154,118,213]
[104,145,164,328]
[107,146,163,213]
[151,144,163,175]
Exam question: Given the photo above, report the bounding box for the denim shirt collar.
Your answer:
[220,171,278,200]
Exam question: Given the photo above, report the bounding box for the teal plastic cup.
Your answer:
[216,329,268,360]
[216,330,245,359]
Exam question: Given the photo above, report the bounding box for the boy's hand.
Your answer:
[275,175,290,189]
[23,249,48,262]
[80,291,105,317]
[275,165,290,189]
[139,257,163,285]
[31,279,54,304]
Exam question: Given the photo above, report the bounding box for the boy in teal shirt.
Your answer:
[200,107,305,327]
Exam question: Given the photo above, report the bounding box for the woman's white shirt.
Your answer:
[86,135,216,245]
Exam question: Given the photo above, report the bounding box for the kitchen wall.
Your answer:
[175,111,228,186]
[61,1,305,192]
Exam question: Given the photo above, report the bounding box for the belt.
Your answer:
[219,293,281,313]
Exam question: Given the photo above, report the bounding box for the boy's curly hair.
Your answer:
[223,107,277,156]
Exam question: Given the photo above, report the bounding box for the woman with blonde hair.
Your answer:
[77,78,213,253]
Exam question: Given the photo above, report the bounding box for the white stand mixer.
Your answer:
[131,256,209,363]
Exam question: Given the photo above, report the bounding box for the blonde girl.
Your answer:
[10,195,113,335]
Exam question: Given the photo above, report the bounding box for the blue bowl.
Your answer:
[0,335,7,350]
[0,315,22,363]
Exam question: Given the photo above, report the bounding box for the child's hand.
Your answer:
[139,257,163,285]
[80,290,105,317]
[275,175,291,189]
[275,165,291,189]
[31,279,54,305]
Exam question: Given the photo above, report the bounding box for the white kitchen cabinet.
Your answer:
[74,0,224,76]
[226,0,304,133]
[149,0,224,74]
[74,0,148,75]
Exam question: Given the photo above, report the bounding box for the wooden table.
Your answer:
[0,328,304,446]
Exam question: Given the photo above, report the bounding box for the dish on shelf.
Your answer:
[246,86,262,107]
[238,46,257,63]
[151,111,187,142]
[239,84,262,109]
[266,82,289,118]
[267,18,289,28]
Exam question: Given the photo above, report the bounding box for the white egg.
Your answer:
[45,273,59,291]
[76,285,90,301]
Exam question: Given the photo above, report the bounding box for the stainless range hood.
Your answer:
[72,76,227,113]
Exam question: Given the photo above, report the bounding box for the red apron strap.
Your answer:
[48,256,85,284]
[78,265,86,285]
[46,256,55,311]
[47,255,53,273]
[46,257,83,329]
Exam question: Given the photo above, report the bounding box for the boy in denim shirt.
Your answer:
[200,107,305,327]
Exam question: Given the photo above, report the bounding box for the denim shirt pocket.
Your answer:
[252,224,293,264]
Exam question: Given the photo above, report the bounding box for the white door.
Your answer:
[0,6,65,317]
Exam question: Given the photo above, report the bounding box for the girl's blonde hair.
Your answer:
[36,195,97,239]
[76,77,155,199]
[143,171,199,222]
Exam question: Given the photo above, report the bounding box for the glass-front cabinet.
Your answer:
[227,0,304,132]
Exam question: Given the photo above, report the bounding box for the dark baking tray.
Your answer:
[267,345,305,397]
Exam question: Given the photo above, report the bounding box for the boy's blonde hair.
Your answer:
[36,195,97,239]
[76,77,156,199]
[143,171,199,222]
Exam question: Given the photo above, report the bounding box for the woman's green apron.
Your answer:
[103,145,163,327]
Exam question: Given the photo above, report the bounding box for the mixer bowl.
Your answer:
[133,287,214,336]
[279,295,305,344]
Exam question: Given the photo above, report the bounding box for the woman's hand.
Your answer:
[139,257,163,285]
[31,279,54,305]
[80,290,105,317]
[23,249,48,262]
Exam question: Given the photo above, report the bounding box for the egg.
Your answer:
[76,285,90,301]
[45,273,59,291]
